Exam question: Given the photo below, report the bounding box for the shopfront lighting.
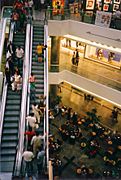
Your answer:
[63,34,121,54]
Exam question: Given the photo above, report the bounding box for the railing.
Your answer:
[49,62,121,92]
[0,22,14,145]
[44,23,49,171]
[13,24,31,176]
[0,18,7,71]
[46,8,121,30]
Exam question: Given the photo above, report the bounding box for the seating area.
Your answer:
[49,103,121,179]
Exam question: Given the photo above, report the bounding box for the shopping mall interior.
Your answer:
[0,0,121,180]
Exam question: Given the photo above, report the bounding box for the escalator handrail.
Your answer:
[13,24,31,176]
[27,24,33,116]
[0,22,14,145]
[1,6,13,19]
[44,24,49,169]
[0,18,7,70]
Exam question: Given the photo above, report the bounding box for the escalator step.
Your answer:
[6,105,20,111]
[35,84,44,89]
[34,75,44,79]
[4,116,19,122]
[0,155,15,162]
[5,111,20,116]
[6,99,21,105]
[3,129,18,134]
[1,149,16,155]
[7,95,21,100]
[1,162,14,172]
[31,70,44,75]
[4,123,18,128]
[2,135,18,141]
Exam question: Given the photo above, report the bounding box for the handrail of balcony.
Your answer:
[0,18,7,70]
[46,7,121,31]
[49,62,121,92]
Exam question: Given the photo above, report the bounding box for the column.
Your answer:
[50,36,60,72]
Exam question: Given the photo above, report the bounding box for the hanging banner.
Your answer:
[95,11,112,28]
[86,0,95,10]
[52,0,64,15]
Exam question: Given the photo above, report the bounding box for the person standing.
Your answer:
[5,67,11,86]
[112,107,118,123]
[72,51,76,65]
[75,49,79,66]
[37,148,45,175]
[22,147,34,178]
[16,45,24,67]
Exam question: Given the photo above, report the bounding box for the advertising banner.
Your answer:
[95,11,112,28]
[86,0,95,10]
[52,0,64,15]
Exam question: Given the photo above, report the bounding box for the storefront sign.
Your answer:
[95,11,112,28]
[86,0,95,10]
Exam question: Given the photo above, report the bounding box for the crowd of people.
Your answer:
[48,102,121,179]
[11,0,33,33]
[23,94,46,177]
[5,40,24,92]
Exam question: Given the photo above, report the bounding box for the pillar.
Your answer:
[50,36,60,72]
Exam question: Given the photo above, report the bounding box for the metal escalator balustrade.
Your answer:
[0,30,26,172]
[29,22,44,129]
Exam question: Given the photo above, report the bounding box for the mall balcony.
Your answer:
[0,3,121,180]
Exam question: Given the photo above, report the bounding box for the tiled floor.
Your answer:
[57,84,121,133]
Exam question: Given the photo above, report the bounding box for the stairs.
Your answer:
[30,23,44,134]
[0,31,25,172]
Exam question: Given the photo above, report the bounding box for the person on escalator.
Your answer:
[5,67,11,86]
[16,45,24,67]
[11,10,20,33]
[36,43,47,62]
[7,41,16,61]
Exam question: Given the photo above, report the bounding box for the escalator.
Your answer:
[0,31,26,172]
[30,22,44,132]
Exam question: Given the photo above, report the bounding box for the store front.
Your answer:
[85,44,121,68]
[60,36,121,69]
[61,37,86,59]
